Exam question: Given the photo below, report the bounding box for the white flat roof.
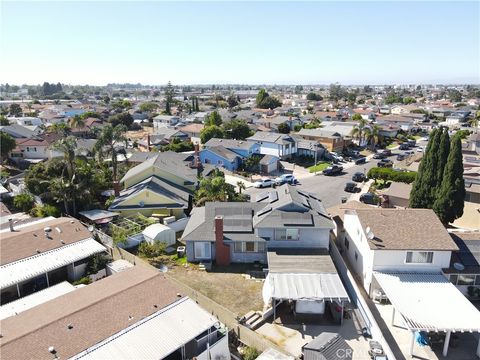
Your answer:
[71,297,219,360]
[263,273,349,303]
[374,272,480,332]
[0,238,106,290]
[0,281,75,320]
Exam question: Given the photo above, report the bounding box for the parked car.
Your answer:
[377,159,393,168]
[396,154,406,161]
[322,165,343,176]
[352,172,365,182]
[275,174,296,185]
[360,192,379,205]
[344,182,359,193]
[373,153,386,160]
[416,147,424,152]
[399,143,410,150]
[381,149,392,156]
[355,156,366,165]
[420,136,429,141]
[330,153,344,162]
[253,178,274,188]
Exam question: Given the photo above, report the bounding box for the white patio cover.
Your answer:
[0,238,106,290]
[262,273,349,304]
[374,272,480,332]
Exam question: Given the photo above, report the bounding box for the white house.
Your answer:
[153,114,181,128]
[7,117,43,126]
[247,131,297,159]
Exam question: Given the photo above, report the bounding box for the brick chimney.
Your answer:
[214,215,230,266]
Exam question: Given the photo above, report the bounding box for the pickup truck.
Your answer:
[322,165,343,176]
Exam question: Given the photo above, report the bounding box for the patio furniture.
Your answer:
[373,289,388,304]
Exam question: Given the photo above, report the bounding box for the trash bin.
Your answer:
[177,246,186,258]
[341,196,347,204]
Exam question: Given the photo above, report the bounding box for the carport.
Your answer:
[262,249,349,323]
[374,271,480,358]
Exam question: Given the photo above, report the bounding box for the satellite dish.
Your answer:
[139,201,145,207]
[453,262,465,271]
[159,264,168,273]
[366,226,375,240]
[88,225,94,232]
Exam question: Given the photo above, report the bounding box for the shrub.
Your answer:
[138,241,167,258]
[13,193,35,212]
[30,204,61,217]
[72,276,91,286]
[243,346,260,360]
[367,167,416,184]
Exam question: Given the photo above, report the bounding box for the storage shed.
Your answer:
[142,223,176,246]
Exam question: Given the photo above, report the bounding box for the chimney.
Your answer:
[8,219,14,232]
[147,134,151,152]
[113,181,120,197]
[214,215,230,266]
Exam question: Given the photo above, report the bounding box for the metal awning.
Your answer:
[78,209,120,223]
[0,238,106,289]
[374,271,480,332]
[263,273,349,302]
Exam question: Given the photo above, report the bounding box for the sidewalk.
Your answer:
[349,179,374,201]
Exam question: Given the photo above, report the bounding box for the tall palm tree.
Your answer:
[50,136,79,215]
[350,118,368,146]
[237,181,246,194]
[69,115,86,129]
[364,125,382,150]
[94,124,128,186]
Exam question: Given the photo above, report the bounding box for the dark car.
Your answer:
[381,149,392,156]
[373,153,386,160]
[399,143,410,150]
[352,172,365,182]
[396,154,406,161]
[322,165,343,176]
[407,139,416,146]
[344,182,359,193]
[360,192,378,205]
[355,156,366,165]
[378,159,393,168]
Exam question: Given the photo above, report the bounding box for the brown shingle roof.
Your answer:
[0,266,179,360]
[327,200,372,227]
[352,208,459,251]
[0,217,92,265]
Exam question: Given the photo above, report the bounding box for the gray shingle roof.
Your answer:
[303,333,352,360]
[247,131,296,145]
[0,124,36,138]
[204,145,240,162]
[204,138,257,151]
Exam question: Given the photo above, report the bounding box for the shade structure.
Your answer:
[374,271,480,332]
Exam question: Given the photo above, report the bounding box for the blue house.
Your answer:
[200,138,260,171]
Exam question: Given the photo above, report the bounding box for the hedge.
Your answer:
[367,167,417,184]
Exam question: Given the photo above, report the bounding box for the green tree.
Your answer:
[0,115,9,125]
[69,115,86,129]
[447,89,462,103]
[223,119,252,140]
[256,89,281,109]
[200,125,225,144]
[364,125,382,150]
[237,181,246,194]
[277,122,290,134]
[94,124,127,185]
[14,193,35,212]
[436,127,450,181]
[227,94,239,108]
[350,118,368,145]
[195,175,238,206]
[403,97,417,105]
[306,92,322,101]
[352,113,362,121]
[409,128,441,208]
[30,204,61,217]
[1,132,16,162]
[9,103,22,117]
[109,112,133,128]
[433,135,465,224]
[205,111,223,126]
[139,101,158,113]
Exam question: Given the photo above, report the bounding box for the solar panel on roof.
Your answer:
[268,191,278,203]
[223,218,252,232]
[257,206,272,216]
[281,212,313,225]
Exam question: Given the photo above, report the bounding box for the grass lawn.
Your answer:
[410,135,422,140]
[169,264,265,316]
[386,142,398,149]
[308,161,330,173]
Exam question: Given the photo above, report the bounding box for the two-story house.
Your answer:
[247,131,297,159]
[153,114,181,128]
[200,138,260,171]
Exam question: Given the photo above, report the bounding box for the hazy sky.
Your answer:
[1,1,479,85]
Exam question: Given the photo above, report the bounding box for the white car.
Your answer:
[416,147,424,152]
[253,178,274,188]
[274,174,296,185]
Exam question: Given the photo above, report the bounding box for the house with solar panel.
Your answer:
[182,184,349,321]
[0,217,106,305]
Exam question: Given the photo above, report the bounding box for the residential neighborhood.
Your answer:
[1,1,480,360]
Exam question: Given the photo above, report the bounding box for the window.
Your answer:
[275,229,286,240]
[344,238,350,250]
[26,147,30,152]
[457,274,475,286]
[405,251,434,264]
[245,242,255,252]
[257,242,266,252]
[234,242,242,252]
[286,229,299,240]
[194,242,211,259]
[355,252,358,261]
[449,274,458,284]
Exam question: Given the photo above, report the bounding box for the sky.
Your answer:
[1,1,479,85]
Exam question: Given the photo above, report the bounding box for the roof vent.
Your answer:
[176,293,182,298]
[55,227,62,233]
[61,240,65,244]
[44,227,52,232]
[366,227,375,240]
[36,249,41,254]
[128,315,134,321]
[70,220,75,224]
[67,324,73,330]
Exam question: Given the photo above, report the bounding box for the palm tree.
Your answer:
[50,136,79,215]
[350,118,368,146]
[69,115,86,129]
[237,181,246,194]
[94,124,128,186]
[364,125,382,150]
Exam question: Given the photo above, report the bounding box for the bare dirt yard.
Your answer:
[168,263,265,317]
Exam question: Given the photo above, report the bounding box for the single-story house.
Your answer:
[384,182,412,208]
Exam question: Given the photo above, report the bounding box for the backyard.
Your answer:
[168,263,265,316]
